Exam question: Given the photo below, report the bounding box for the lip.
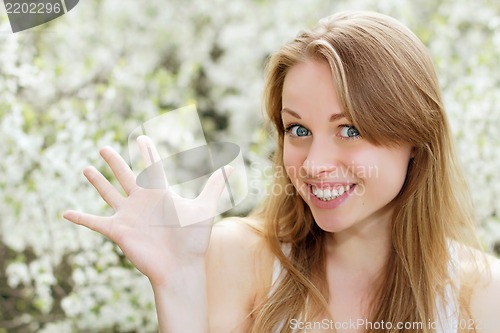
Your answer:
[307,183,356,209]
[306,181,356,189]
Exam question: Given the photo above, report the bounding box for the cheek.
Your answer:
[283,143,302,166]
[361,150,411,191]
[283,144,305,183]
[353,150,410,185]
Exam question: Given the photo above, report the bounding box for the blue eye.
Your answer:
[285,124,311,137]
[339,125,360,139]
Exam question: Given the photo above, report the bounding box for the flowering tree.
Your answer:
[0,0,499,331]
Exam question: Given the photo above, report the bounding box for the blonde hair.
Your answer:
[249,11,483,333]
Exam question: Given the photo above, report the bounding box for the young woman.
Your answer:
[64,11,500,333]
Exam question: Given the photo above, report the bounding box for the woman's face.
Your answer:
[281,60,414,234]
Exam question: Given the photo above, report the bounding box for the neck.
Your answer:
[325,206,393,282]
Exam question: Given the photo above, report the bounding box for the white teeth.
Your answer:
[311,184,353,201]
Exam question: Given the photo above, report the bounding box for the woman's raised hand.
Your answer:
[63,136,231,286]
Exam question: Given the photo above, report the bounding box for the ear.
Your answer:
[410,146,416,159]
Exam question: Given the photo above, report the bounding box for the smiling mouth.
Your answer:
[309,184,356,201]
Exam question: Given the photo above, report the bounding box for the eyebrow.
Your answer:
[281,108,346,122]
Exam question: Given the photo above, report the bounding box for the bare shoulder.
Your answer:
[461,247,500,333]
[208,217,274,271]
[206,217,274,332]
[209,217,267,252]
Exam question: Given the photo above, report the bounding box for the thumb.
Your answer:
[174,166,235,227]
[197,165,234,207]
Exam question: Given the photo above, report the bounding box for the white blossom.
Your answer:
[1,0,499,331]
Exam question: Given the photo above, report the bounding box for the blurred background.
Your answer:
[0,0,499,332]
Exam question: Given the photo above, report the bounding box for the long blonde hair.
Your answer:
[249,11,483,333]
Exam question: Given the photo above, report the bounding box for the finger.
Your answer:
[83,166,123,209]
[197,165,234,205]
[99,146,137,195]
[137,135,162,166]
[137,135,169,189]
[63,210,113,238]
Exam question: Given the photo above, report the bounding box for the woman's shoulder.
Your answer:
[208,216,275,281]
[456,245,500,333]
[206,217,275,330]
[209,216,269,253]
[470,253,500,333]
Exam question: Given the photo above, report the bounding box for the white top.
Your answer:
[270,243,460,333]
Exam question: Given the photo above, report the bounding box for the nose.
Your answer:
[302,137,342,179]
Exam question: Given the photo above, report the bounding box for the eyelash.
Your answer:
[284,123,361,140]
[338,124,361,140]
[284,123,299,132]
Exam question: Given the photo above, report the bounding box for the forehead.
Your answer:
[282,60,344,118]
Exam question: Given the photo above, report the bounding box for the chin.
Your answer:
[311,213,351,233]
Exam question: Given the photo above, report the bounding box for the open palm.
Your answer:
[63,136,231,286]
